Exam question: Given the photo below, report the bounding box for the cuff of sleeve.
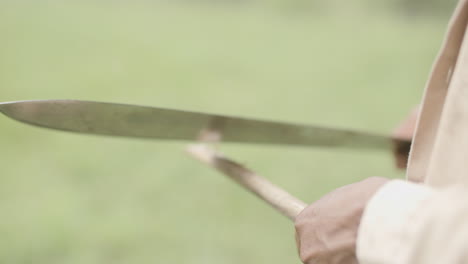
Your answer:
[356,180,434,264]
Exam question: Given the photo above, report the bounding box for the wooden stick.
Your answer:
[187,144,307,221]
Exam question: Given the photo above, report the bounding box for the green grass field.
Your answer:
[0,1,451,263]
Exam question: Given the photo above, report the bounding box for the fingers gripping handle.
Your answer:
[187,144,307,221]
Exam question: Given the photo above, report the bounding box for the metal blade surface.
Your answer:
[0,100,403,150]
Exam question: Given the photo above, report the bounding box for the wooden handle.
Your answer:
[187,144,307,221]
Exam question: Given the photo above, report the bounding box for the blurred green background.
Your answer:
[0,0,456,263]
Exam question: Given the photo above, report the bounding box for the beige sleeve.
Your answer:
[357,180,468,264]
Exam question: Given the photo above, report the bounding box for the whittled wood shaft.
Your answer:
[187,144,307,221]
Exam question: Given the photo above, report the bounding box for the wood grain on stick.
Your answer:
[187,144,307,221]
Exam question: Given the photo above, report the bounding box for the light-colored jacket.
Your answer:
[357,0,468,263]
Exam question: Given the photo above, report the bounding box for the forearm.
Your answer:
[358,180,468,264]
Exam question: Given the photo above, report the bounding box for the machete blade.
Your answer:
[0,100,404,150]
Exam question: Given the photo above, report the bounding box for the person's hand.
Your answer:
[295,177,389,264]
[392,106,419,169]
